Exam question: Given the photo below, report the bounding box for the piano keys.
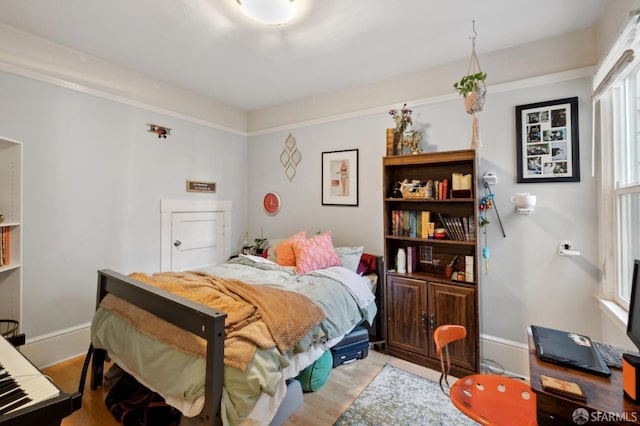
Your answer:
[0,336,79,425]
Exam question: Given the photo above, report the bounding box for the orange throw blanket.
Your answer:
[99,271,325,371]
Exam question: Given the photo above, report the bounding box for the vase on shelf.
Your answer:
[394,131,404,155]
[445,266,454,279]
[397,248,407,273]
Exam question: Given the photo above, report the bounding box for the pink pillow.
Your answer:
[292,232,341,274]
[275,230,307,266]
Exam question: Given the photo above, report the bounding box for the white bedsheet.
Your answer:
[309,266,375,308]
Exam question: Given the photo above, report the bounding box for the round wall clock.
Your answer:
[263,192,281,215]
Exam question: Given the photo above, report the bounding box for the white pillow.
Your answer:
[334,246,364,272]
[267,238,285,263]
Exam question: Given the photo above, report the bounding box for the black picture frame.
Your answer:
[321,149,359,206]
[515,97,580,183]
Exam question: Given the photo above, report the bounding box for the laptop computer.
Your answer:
[531,325,611,377]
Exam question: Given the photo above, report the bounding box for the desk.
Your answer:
[529,338,640,425]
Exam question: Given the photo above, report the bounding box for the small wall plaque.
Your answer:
[186,180,216,193]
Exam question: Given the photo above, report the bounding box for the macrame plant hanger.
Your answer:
[464,21,486,149]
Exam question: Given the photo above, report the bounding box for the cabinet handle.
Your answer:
[421,312,427,329]
[430,314,435,329]
[174,240,182,247]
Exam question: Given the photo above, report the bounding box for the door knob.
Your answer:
[174,240,182,247]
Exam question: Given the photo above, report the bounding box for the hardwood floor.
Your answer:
[42,356,120,426]
[42,348,442,425]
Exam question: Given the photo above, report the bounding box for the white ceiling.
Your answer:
[0,0,609,112]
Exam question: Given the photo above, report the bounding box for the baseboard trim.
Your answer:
[480,333,530,380]
[21,323,92,369]
[23,324,533,380]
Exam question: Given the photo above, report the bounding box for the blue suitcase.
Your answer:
[331,326,369,368]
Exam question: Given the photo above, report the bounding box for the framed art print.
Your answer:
[322,149,358,206]
[515,97,580,183]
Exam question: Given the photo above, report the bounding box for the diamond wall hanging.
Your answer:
[280,133,301,182]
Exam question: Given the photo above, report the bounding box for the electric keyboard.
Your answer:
[0,336,79,425]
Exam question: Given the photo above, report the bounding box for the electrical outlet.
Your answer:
[483,171,498,185]
[559,241,581,257]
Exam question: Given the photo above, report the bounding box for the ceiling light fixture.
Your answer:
[236,0,296,26]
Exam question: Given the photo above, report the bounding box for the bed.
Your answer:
[89,232,382,426]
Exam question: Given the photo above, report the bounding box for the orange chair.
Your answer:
[434,325,538,426]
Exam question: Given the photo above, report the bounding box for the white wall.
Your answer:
[477,78,597,339]
[0,71,249,343]
[247,118,385,250]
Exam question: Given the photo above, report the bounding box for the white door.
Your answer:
[171,211,225,271]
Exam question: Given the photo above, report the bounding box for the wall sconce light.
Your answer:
[236,0,296,26]
[510,192,536,214]
[147,123,171,139]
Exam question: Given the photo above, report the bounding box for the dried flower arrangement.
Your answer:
[389,103,413,136]
[389,104,422,154]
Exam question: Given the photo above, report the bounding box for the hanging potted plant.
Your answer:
[454,71,487,118]
[453,71,487,99]
[453,22,487,149]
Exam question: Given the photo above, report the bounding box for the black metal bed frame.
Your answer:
[90,269,227,426]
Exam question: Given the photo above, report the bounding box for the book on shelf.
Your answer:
[407,246,416,273]
[456,218,466,240]
[465,255,474,283]
[437,213,475,241]
[420,211,431,238]
[402,211,410,236]
[0,226,9,266]
[409,211,417,238]
[392,210,468,241]
[391,210,402,236]
[463,216,469,241]
[467,215,475,241]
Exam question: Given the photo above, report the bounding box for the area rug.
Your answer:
[334,364,479,425]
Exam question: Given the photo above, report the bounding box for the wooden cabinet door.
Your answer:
[427,282,477,371]
[386,276,428,355]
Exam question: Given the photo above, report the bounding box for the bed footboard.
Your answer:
[90,269,227,426]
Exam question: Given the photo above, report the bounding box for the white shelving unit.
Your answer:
[0,136,22,335]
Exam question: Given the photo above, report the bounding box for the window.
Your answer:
[596,14,640,309]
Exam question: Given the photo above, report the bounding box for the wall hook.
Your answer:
[470,20,478,40]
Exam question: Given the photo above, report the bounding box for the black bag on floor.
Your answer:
[105,369,181,426]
